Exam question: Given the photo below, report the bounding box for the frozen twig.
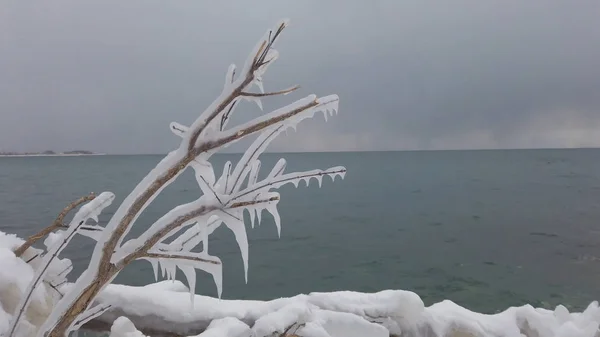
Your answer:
[8,192,114,337]
[241,85,300,97]
[23,19,346,337]
[14,193,96,257]
[142,252,220,265]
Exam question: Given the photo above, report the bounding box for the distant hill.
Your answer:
[62,150,95,155]
[0,150,104,156]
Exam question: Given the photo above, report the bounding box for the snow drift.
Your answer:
[2,231,599,337]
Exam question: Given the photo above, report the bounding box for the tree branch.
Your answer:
[142,252,221,265]
[193,99,320,159]
[241,85,299,97]
[14,193,96,257]
[229,168,346,205]
[187,21,289,150]
[228,196,280,209]
[38,19,345,337]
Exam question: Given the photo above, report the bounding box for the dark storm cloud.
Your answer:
[1,1,599,153]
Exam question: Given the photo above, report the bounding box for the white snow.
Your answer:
[110,316,147,337]
[2,231,600,337]
[85,282,600,337]
[192,317,250,337]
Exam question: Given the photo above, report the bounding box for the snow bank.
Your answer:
[89,284,600,337]
[2,231,600,337]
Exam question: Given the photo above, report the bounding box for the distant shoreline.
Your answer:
[0,153,106,157]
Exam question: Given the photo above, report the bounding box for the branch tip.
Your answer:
[14,193,97,257]
[241,85,300,97]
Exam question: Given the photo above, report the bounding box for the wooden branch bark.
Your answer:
[241,85,299,97]
[14,193,96,257]
[143,252,221,265]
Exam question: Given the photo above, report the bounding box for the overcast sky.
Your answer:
[1,1,599,154]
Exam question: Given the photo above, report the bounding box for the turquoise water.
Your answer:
[1,149,600,313]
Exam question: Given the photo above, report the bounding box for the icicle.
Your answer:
[160,259,167,279]
[266,203,282,238]
[150,259,159,281]
[316,175,323,188]
[254,77,264,93]
[212,263,224,299]
[250,97,263,111]
[167,260,177,280]
[219,210,249,283]
[191,159,217,196]
[180,265,197,308]
[248,207,255,229]
[256,208,263,225]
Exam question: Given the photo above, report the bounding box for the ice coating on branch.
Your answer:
[170,122,188,137]
[244,96,263,111]
[215,161,232,194]
[224,64,236,89]
[240,19,289,76]
[142,251,223,301]
[7,192,115,337]
[191,159,217,198]
[266,202,282,238]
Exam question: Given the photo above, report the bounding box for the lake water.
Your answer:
[2,149,600,314]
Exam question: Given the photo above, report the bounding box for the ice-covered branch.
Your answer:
[31,18,346,337]
[185,19,290,151]
[229,167,347,205]
[142,252,220,265]
[14,193,97,257]
[8,192,114,337]
[240,85,299,97]
[71,304,112,332]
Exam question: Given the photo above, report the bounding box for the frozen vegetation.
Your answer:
[1,19,599,337]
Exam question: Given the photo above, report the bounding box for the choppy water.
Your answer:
[2,149,600,313]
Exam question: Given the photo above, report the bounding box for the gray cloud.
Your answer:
[1,0,599,153]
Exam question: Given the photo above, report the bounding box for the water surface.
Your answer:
[2,149,600,313]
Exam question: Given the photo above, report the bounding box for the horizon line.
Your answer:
[94,146,600,156]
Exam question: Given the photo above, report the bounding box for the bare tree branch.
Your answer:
[241,85,299,97]
[71,304,112,332]
[14,193,96,257]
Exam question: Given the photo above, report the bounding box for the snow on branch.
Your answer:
[13,193,97,257]
[9,18,346,337]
